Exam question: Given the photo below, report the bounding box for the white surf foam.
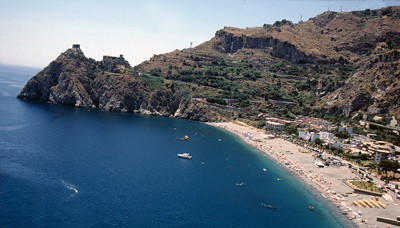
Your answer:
[61,179,79,197]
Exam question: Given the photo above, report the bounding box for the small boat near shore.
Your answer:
[177,153,192,159]
[267,205,276,209]
[309,205,314,210]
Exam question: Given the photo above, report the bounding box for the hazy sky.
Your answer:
[1,0,399,68]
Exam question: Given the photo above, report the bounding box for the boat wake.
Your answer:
[61,179,79,197]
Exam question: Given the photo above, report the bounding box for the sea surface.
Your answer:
[0,64,352,227]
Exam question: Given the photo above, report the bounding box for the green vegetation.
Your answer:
[379,160,400,180]
[285,124,298,136]
[350,181,384,193]
[132,71,165,90]
[335,130,350,139]
[86,67,97,79]
[206,97,227,105]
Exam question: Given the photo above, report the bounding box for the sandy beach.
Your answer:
[208,121,400,228]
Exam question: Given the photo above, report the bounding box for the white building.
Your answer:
[266,121,285,130]
[339,122,353,134]
[298,131,310,141]
[319,131,334,141]
[327,138,343,148]
[310,132,320,142]
[375,150,391,163]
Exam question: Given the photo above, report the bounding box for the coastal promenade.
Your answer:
[208,121,400,228]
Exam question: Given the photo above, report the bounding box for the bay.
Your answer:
[0,64,350,227]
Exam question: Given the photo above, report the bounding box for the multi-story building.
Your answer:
[310,132,320,142]
[319,131,334,141]
[327,137,343,148]
[360,140,396,163]
[339,122,353,134]
[298,131,310,141]
[294,115,332,131]
[265,121,285,130]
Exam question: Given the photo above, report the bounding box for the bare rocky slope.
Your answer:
[323,50,400,118]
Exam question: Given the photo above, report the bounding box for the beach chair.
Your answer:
[363,199,373,208]
[358,200,366,207]
[376,201,386,208]
[369,200,379,208]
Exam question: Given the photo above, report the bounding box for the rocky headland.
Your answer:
[17,45,220,122]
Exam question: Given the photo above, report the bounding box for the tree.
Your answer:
[391,160,400,177]
[285,124,298,136]
[257,121,266,129]
[314,138,323,147]
[379,160,392,179]
[335,131,350,139]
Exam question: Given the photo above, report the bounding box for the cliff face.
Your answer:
[18,47,96,107]
[213,29,321,64]
[17,47,220,121]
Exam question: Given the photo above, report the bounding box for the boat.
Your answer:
[309,205,314,210]
[277,178,282,181]
[267,205,276,209]
[177,153,192,159]
[263,168,267,172]
[236,182,247,186]
[179,135,190,141]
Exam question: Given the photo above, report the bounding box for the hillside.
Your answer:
[136,6,400,121]
[18,6,400,125]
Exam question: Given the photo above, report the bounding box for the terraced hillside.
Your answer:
[135,6,400,120]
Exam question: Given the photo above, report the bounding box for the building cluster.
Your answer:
[263,114,400,164]
[294,115,334,131]
[298,130,343,148]
[298,129,400,164]
[357,140,399,163]
[264,115,333,131]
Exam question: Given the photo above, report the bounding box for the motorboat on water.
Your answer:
[309,205,314,210]
[179,135,190,141]
[177,153,192,159]
[267,205,276,209]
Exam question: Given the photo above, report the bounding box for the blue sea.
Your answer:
[0,64,353,227]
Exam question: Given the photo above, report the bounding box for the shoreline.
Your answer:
[207,121,399,228]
